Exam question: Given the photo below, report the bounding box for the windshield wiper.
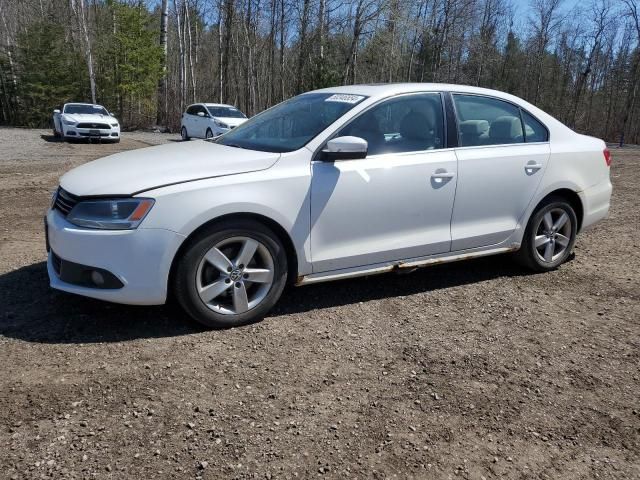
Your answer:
[219,142,246,149]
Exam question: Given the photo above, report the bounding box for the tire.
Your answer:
[173,219,288,328]
[181,126,190,141]
[53,129,61,139]
[205,128,214,139]
[515,196,578,272]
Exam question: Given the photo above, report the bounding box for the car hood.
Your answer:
[214,117,247,127]
[60,140,280,196]
[62,113,117,123]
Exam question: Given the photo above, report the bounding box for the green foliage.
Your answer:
[308,58,340,90]
[15,21,87,127]
[98,0,163,124]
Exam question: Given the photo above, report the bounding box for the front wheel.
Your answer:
[515,196,577,271]
[205,128,214,139]
[173,219,288,328]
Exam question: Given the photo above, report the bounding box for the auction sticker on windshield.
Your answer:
[325,94,365,104]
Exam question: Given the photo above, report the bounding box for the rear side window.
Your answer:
[522,110,549,142]
[336,93,445,156]
[453,94,523,147]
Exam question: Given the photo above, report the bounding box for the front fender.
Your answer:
[139,156,313,276]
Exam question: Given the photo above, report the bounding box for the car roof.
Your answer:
[203,103,237,108]
[64,102,105,107]
[310,83,527,100]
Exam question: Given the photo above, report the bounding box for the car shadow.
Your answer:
[0,255,541,345]
[40,134,63,143]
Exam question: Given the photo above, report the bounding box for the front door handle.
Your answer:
[431,171,455,179]
[431,169,455,188]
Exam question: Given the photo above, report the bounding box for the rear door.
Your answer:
[450,94,550,251]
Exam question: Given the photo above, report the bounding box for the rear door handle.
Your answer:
[525,161,543,174]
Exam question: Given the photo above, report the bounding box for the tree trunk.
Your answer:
[156,0,169,126]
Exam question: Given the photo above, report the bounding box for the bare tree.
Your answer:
[157,0,169,125]
[69,0,97,103]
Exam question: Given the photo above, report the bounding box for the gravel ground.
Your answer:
[0,128,638,479]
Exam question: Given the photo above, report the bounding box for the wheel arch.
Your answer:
[534,188,584,232]
[167,212,299,297]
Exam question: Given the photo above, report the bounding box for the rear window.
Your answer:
[522,110,549,142]
[453,94,523,147]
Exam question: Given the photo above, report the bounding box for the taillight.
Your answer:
[603,148,611,167]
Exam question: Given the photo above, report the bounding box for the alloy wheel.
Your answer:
[195,236,275,315]
[534,207,572,263]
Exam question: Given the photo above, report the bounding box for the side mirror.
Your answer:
[322,136,368,161]
[53,109,61,114]
[197,111,205,117]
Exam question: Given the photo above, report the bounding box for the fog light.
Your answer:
[90,270,105,286]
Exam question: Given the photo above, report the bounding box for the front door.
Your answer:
[310,92,457,272]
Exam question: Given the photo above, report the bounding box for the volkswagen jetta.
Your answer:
[46,84,612,328]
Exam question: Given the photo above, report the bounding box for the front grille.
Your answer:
[51,251,62,275]
[77,123,110,129]
[53,187,79,217]
[78,131,111,137]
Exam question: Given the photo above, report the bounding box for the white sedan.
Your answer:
[53,103,120,142]
[46,84,612,328]
[181,103,247,140]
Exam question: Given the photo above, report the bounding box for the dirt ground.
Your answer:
[0,128,638,479]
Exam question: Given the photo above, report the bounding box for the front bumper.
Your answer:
[46,208,185,305]
[63,124,120,140]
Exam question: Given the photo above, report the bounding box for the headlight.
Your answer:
[110,122,118,127]
[63,119,76,126]
[214,119,229,129]
[67,198,154,230]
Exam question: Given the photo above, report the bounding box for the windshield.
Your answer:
[216,92,367,153]
[207,106,246,119]
[64,104,109,115]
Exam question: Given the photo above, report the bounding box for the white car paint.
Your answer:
[53,103,120,141]
[46,83,612,306]
[181,103,247,139]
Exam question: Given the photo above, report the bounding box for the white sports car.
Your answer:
[52,103,120,142]
[46,84,612,328]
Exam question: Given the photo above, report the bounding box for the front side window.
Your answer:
[207,106,246,119]
[454,94,524,147]
[335,93,445,156]
[217,93,367,153]
[64,104,109,116]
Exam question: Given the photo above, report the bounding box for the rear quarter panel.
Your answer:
[520,132,610,233]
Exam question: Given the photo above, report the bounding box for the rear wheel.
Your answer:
[515,196,577,271]
[173,219,288,328]
[181,126,190,141]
